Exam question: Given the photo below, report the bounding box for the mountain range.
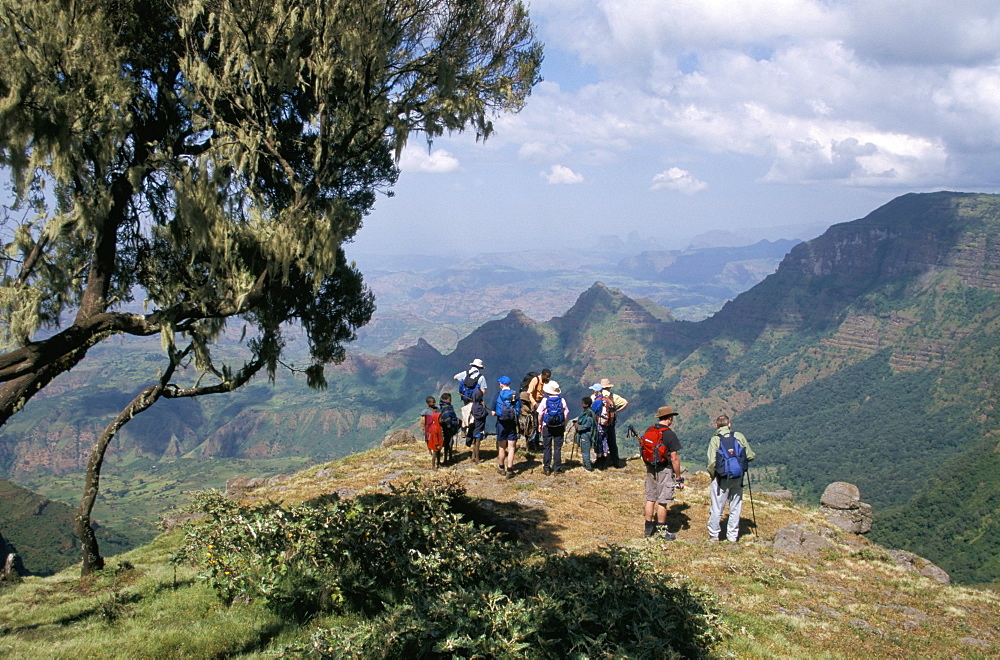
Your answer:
[1,191,998,584]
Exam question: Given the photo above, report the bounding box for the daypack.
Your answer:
[459,369,480,402]
[519,371,537,397]
[498,391,518,422]
[438,402,460,434]
[542,396,565,428]
[597,394,617,427]
[715,432,748,479]
[640,425,669,465]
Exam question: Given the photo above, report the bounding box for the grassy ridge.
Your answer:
[1,445,997,658]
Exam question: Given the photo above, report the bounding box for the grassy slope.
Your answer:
[1,445,997,658]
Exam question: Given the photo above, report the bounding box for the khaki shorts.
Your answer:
[645,464,675,504]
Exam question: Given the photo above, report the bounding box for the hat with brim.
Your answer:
[470,358,484,369]
[655,406,678,418]
[589,383,603,392]
[497,376,511,385]
[543,381,562,396]
[600,378,614,389]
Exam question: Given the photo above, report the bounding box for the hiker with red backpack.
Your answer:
[639,406,683,540]
[706,414,756,542]
[592,378,628,469]
[535,381,569,475]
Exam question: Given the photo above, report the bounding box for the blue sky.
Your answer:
[349,0,1000,256]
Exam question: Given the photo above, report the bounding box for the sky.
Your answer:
[347,0,1000,257]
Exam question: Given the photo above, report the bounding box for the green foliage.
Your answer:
[179,480,510,618]
[180,480,724,658]
[870,437,1000,587]
[0,0,543,427]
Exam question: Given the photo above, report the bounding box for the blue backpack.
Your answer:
[498,391,518,422]
[543,396,565,428]
[459,370,480,402]
[715,432,747,479]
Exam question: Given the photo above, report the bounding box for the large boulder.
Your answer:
[819,482,873,534]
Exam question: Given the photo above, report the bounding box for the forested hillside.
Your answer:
[0,479,130,576]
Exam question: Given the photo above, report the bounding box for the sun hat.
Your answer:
[542,381,562,396]
[654,406,678,419]
[470,358,484,368]
[600,378,614,389]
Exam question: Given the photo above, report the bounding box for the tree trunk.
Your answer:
[75,382,165,576]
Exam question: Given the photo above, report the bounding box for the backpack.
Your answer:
[714,432,748,479]
[597,394,617,427]
[438,402,459,434]
[498,391,518,422]
[459,369,480,402]
[519,371,537,396]
[542,396,565,428]
[640,425,669,465]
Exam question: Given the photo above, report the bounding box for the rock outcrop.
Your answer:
[772,523,836,554]
[819,482,873,534]
[381,429,418,448]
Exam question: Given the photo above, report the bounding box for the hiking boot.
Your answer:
[542,467,552,476]
[505,470,514,479]
[497,465,505,475]
[643,521,655,538]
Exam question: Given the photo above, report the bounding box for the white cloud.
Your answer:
[516,0,1000,188]
[542,164,584,184]
[398,147,461,173]
[651,167,708,194]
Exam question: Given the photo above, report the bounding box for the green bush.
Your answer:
[179,479,510,618]
[180,480,724,657]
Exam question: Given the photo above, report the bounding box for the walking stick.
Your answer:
[745,465,759,538]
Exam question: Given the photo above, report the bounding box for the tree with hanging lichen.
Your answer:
[0,0,542,574]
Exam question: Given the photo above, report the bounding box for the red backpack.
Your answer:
[597,394,617,427]
[640,425,668,465]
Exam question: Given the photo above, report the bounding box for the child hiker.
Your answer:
[438,392,460,464]
[421,396,444,470]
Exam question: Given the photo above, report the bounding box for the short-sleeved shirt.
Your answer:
[454,369,487,393]
[645,423,681,503]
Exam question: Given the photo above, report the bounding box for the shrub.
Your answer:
[180,480,725,657]
[294,547,723,659]
[178,479,512,619]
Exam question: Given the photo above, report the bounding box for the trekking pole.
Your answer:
[745,465,759,538]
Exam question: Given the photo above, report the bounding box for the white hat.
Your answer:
[543,380,562,396]
[470,358,484,369]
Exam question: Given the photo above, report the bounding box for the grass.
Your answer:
[1,441,998,658]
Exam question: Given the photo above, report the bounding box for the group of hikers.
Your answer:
[421,359,757,541]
